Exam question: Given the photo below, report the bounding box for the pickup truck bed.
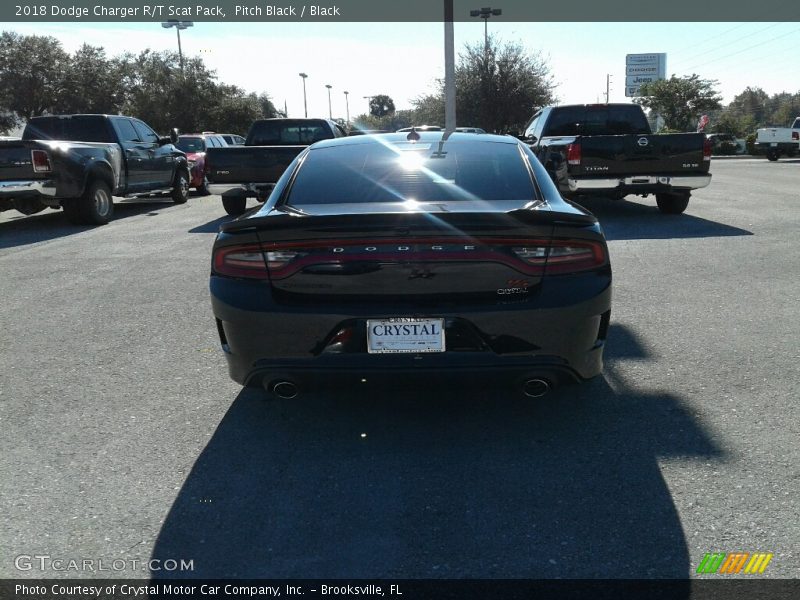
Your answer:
[206,118,346,215]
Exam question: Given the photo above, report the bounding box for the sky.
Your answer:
[5,21,800,122]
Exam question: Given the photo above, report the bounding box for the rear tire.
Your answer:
[766,149,780,161]
[171,170,190,204]
[197,176,211,196]
[64,180,114,225]
[222,194,247,216]
[656,192,690,215]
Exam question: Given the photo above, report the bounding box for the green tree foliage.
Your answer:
[635,74,722,131]
[55,44,125,115]
[407,37,556,133]
[0,31,279,136]
[0,32,69,128]
[369,95,395,118]
[707,87,800,137]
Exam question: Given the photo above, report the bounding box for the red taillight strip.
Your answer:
[213,237,607,280]
[213,244,269,279]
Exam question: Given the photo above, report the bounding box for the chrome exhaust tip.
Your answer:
[523,378,551,398]
[268,380,299,399]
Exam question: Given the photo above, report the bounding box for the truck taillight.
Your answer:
[31,150,52,173]
[567,142,581,165]
[792,131,799,141]
[703,137,712,161]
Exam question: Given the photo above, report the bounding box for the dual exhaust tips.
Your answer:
[264,377,552,399]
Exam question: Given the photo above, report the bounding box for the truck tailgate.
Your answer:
[206,145,306,185]
[0,140,47,181]
[575,133,709,176]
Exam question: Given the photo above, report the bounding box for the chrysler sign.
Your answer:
[625,53,667,97]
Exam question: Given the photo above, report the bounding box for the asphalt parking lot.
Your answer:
[0,158,798,579]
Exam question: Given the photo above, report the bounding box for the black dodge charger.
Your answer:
[210,132,611,399]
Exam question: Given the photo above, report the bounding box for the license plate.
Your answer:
[366,318,445,354]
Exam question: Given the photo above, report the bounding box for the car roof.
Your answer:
[310,131,518,150]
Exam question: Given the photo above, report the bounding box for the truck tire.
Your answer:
[222,195,247,216]
[656,192,690,215]
[171,169,190,204]
[766,149,780,161]
[64,180,114,225]
[197,176,211,196]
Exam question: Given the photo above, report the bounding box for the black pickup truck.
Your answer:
[206,118,346,215]
[0,114,190,225]
[523,104,711,214]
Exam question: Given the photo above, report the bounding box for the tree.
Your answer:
[635,75,722,132]
[0,32,69,123]
[369,95,395,118]
[408,37,556,133]
[55,44,125,114]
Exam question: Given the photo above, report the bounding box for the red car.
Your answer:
[176,133,229,194]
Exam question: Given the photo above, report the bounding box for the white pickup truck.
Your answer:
[755,117,800,161]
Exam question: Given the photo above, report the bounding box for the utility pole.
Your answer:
[605,74,613,104]
[470,6,502,54]
[325,84,333,119]
[298,73,308,118]
[343,91,350,126]
[444,0,456,132]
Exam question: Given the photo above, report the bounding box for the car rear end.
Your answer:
[210,134,611,397]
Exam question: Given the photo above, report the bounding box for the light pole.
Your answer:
[161,20,194,75]
[343,91,350,126]
[325,84,333,119]
[469,6,501,53]
[298,73,308,118]
[363,95,375,116]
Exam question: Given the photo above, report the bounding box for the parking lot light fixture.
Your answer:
[344,91,350,127]
[161,20,194,75]
[299,73,308,118]
[325,84,333,119]
[469,6,501,53]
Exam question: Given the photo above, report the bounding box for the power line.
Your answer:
[678,26,800,74]
[669,23,783,69]
[667,23,750,59]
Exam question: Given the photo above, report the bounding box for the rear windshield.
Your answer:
[177,137,205,152]
[544,106,650,136]
[287,141,536,205]
[247,120,331,146]
[23,116,112,142]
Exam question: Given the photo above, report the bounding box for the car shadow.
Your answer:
[188,215,234,234]
[0,198,185,250]
[570,196,753,241]
[151,325,720,582]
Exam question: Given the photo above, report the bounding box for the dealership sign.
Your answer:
[625,53,667,97]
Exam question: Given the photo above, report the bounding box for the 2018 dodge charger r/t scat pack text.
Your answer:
[210,132,612,399]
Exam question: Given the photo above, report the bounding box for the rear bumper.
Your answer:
[567,174,711,193]
[207,182,275,197]
[0,179,57,198]
[210,273,612,387]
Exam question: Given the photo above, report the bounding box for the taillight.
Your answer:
[567,142,581,165]
[31,150,52,173]
[512,240,606,274]
[703,137,712,161]
[213,244,270,279]
[792,131,799,141]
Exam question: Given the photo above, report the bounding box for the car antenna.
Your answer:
[406,127,420,142]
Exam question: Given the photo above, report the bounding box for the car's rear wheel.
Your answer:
[222,195,247,216]
[656,191,690,215]
[171,170,190,204]
[766,149,780,161]
[65,180,114,225]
